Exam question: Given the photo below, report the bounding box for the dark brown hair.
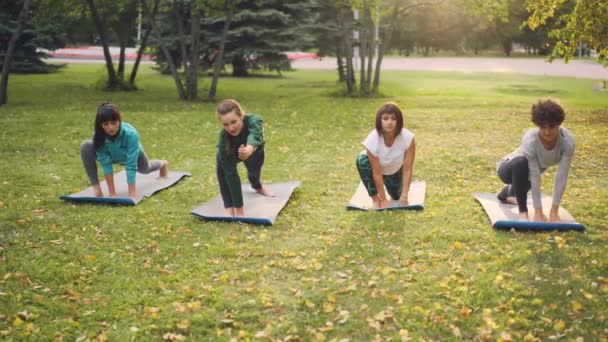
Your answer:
[216,99,244,117]
[375,102,403,134]
[530,99,565,127]
[93,102,121,150]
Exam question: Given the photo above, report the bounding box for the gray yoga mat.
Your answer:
[60,170,191,205]
[346,181,426,211]
[191,181,301,225]
[474,192,584,231]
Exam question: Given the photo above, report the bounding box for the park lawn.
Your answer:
[0,64,606,341]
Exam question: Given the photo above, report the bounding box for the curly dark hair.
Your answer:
[530,99,565,127]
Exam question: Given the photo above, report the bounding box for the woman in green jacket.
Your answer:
[216,99,273,217]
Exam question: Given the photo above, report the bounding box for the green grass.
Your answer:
[0,64,607,341]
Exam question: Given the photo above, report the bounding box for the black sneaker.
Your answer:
[497,185,510,202]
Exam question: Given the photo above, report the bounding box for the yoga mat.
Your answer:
[474,192,584,231]
[347,181,426,211]
[191,181,301,225]
[60,170,190,205]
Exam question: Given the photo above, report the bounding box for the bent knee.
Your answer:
[80,140,95,154]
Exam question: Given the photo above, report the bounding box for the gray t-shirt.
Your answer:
[500,127,575,209]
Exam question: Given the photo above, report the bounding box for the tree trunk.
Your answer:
[336,48,345,83]
[339,7,355,93]
[118,44,126,79]
[85,0,118,88]
[232,54,248,76]
[161,45,187,100]
[187,9,200,100]
[372,0,399,93]
[130,0,160,86]
[334,6,346,84]
[358,12,366,94]
[501,39,512,56]
[209,0,235,102]
[363,2,374,93]
[174,2,189,72]
[143,0,185,99]
[0,0,31,106]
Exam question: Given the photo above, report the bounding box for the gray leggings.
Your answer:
[80,140,162,185]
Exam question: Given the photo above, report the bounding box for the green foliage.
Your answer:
[0,65,606,340]
[0,1,66,74]
[525,0,608,65]
[152,0,319,77]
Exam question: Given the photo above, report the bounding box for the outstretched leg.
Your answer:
[137,152,166,177]
[244,147,274,196]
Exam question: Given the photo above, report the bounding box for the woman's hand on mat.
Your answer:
[238,144,255,161]
[128,184,137,199]
[373,198,390,210]
[399,196,409,206]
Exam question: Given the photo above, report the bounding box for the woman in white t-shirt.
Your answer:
[356,102,416,209]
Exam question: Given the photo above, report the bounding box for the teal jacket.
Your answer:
[96,122,144,184]
[217,114,264,207]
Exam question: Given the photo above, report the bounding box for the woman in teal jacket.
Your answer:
[80,103,168,199]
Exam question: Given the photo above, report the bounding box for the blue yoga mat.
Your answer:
[474,192,584,231]
[60,170,191,205]
[191,181,301,225]
[346,181,426,211]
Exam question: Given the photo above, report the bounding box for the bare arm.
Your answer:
[399,138,416,205]
[105,174,117,197]
[366,149,389,208]
[128,183,136,199]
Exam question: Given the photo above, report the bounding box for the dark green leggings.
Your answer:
[356,153,402,199]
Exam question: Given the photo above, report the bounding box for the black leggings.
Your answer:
[497,155,531,213]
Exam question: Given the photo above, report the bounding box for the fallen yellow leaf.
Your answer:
[571,300,583,313]
[553,319,566,332]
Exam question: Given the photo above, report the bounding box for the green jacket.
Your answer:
[216,114,264,207]
[96,122,144,184]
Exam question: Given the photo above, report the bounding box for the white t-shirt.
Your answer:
[361,128,414,175]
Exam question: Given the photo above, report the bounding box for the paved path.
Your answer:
[292,57,608,79]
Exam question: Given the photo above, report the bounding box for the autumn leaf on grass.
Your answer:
[323,294,336,313]
[163,332,185,341]
[453,241,464,250]
[460,306,471,318]
[65,289,80,301]
[336,310,349,325]
[497,332,513,342]
[553,319,566,332]
[554,236,566,249]
[173,301,201,313]
[570,300,583,314]
[144,307,160,318]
